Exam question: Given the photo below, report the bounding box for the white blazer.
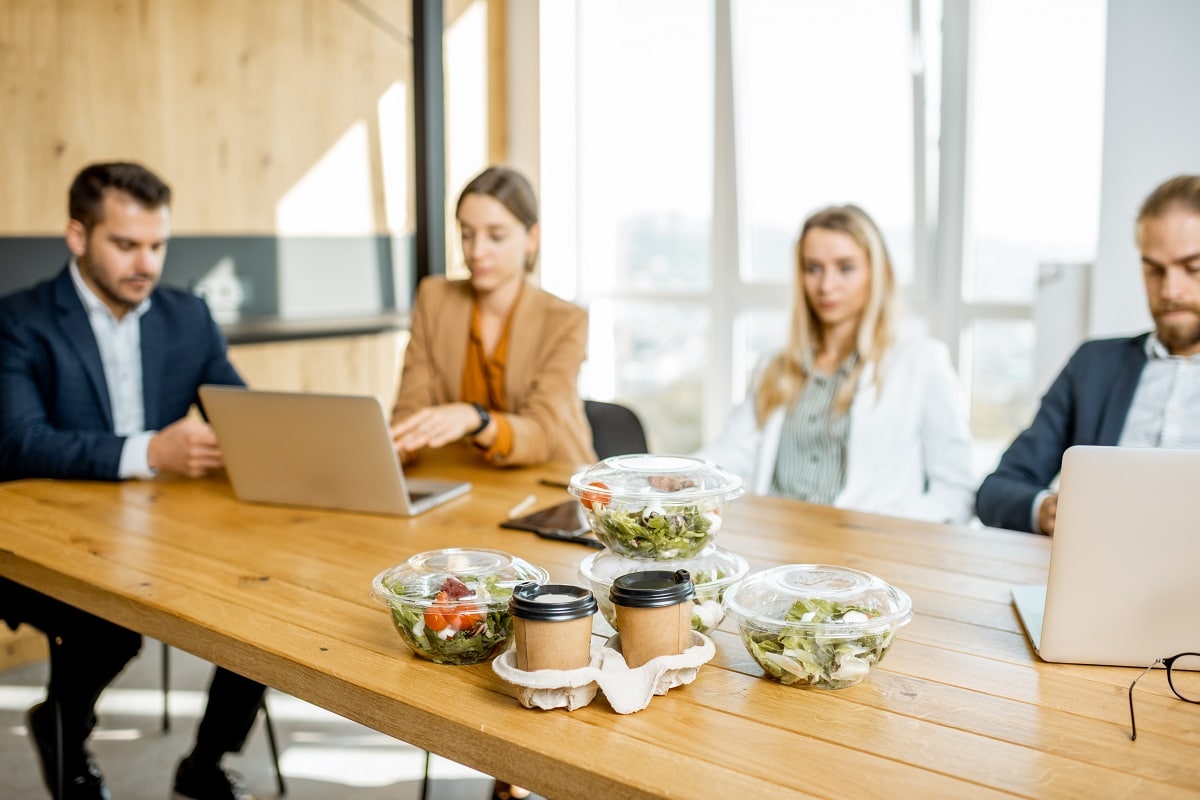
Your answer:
[696,333,975,524]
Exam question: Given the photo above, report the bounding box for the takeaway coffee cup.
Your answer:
[509,582,598,671]
[609,569,695,668]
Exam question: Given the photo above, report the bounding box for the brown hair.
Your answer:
[1138,174,1200,224]
[754,204,897,424]
[68,162,171,232]
[456,166,540,272]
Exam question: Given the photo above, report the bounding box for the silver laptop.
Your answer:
[198,385,471,516]
[1011,445,1200,666]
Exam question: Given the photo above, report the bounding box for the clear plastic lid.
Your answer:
[579,544,749,590]
[568,454,744,507]
[723,564,912,632]
[371,548,549,609]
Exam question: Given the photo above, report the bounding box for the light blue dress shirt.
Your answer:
[1032,332,1200,531]
[1118,333,1200,449]
[69,261,157,478]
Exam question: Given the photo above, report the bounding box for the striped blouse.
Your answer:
[769,355,856,503]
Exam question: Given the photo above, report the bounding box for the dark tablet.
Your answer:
[499,499,603,548]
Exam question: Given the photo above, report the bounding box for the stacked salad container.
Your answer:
[569,454,748,636]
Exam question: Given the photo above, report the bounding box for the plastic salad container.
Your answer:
[371,548,549,665]
[567,454,744,560]
[578,545,749,634]
[723,564,912,689]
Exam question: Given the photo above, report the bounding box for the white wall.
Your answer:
[1091,0,1200,337]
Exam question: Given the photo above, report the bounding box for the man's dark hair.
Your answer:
[68,162,172,232]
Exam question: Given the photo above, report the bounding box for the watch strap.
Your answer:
[468,402,491,436]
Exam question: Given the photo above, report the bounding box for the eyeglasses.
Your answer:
[1127,652,1200,740]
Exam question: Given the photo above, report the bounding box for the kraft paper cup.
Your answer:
[509,583,598,671]
[609,570,695,668]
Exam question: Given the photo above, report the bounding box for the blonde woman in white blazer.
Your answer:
[696,205,975,524]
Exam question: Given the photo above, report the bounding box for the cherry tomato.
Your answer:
[423,606,449,631]
[453,603,484,628]
[424,590,454,631]
[579,481,611,511]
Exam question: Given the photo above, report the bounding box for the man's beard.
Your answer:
[1154,307,1200,354]
[80,258,155,312]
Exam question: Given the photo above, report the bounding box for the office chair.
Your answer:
[584,400,649,459]
[161,641,287,796]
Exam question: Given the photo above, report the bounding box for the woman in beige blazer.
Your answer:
[389,166,595,470]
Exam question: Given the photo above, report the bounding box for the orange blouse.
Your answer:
[461,301,515,461]
[391,276,595,467]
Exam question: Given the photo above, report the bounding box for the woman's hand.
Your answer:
[390,403,484,457]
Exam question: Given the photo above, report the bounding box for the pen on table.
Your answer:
[538,478,571,489]
[507,493,537,518]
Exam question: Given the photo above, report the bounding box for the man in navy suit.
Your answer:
[977,174,1200,533]
[0,162,264,800]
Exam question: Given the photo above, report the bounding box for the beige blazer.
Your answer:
[391,276,596,468]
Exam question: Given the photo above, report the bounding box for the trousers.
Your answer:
[1,577,265,760]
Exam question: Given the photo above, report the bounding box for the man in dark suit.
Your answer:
[0,162,265,800]
[976,174,1200,533]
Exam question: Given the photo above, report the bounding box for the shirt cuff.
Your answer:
[1030,489,1052,534]
[119,431,159,480]
[481,414,515,462]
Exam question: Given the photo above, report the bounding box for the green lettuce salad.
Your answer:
[591,504,716,559]
[740,596,894,689]
[384,575,516,665]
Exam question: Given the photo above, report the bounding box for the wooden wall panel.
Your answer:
[0,0,414,235]
[227,329,409,412]
[486,0,507,164]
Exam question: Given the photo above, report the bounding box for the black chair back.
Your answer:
[584,400,649,459]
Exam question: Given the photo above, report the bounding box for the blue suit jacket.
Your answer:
[974,334,1149,532]
[0,267,244,481]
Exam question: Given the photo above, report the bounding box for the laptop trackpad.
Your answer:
[408,478,464,496]
[405,478,471,512]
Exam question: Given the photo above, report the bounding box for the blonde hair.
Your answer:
[754,204,898,425]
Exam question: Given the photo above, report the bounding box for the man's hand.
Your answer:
[1038,493,1059,535]
[147,418,224,478]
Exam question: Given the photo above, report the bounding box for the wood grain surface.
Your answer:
[0,447,1195,799]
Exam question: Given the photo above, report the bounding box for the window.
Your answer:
[735,0,915,286]
[556,0,918,453]
[730,0,918,408]
[572,0,715,453]
[444,0,491,280]
[956,0,1107,459]
[539,0,1107,466]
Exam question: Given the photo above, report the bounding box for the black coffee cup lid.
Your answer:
[609,569,695,608]
[509,582,598,621]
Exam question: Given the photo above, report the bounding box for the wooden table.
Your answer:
[0,450,1196,799]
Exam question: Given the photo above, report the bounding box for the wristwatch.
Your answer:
[468,402,491,437]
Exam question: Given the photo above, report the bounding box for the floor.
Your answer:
[0,643,543,800]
